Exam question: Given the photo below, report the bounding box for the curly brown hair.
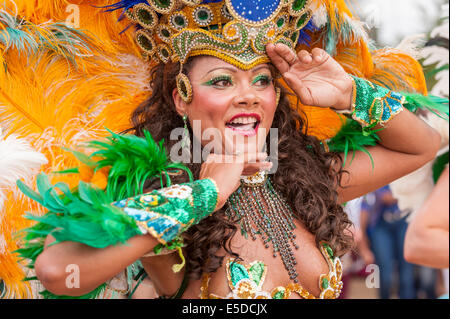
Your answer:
[124,59,354,281]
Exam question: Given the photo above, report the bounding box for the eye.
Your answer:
[252,74,273,87]
[205,75,233,87]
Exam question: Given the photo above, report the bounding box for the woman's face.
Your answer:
[173,56,278,156]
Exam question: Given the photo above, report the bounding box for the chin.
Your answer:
[223,126,268,155]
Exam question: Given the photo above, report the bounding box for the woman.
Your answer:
[19,0,441,299]
[32,43,440,299]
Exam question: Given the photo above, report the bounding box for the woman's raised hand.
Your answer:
[199,152,272,211]
[266,43,354,111]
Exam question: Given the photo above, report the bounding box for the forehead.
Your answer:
[189,56,272,75]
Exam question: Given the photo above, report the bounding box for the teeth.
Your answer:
[235,123,255,131]
[228,116,259,124]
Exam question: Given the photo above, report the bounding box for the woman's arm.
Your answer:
[266,43,441,203]
[404,166,449,269]
[35,234,158,296]
[34,152,271,297]
[337,110,440,203]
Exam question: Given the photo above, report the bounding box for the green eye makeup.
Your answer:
[203,75,233,86]
[252,74,273,86]
[202,74,272,87]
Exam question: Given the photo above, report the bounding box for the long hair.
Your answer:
[125,59,354,281]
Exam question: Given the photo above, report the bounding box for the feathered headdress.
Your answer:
[0,0,448,298]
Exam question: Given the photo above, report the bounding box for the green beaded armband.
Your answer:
[113,179,219,245]
[346,75,405,128]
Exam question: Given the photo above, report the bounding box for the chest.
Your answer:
[181,220,343,299]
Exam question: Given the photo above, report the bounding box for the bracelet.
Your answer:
[348,75,405,128]
[113,178,218,245]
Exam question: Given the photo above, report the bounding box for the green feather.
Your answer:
[328,94,448,168]
[86,129,192,200]
[16,130,194,298]
[0,9,95,69]
[327,119,380,167]
[402,93,449,120]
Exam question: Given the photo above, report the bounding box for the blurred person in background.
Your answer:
[404,166,449,299]
[360,186,416,299]
[390,2,449,299]
[339,197,365,299]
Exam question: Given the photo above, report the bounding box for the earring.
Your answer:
[177,73,193,104]
[275,87,281,106]
[181,114,191,159]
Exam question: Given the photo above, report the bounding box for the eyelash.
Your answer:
[252,75,273,86]
[205,75,233,87]
[204,74,273,87]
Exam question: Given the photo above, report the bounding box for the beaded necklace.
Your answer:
[225,171,300,283]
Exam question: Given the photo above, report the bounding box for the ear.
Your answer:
[172,87,188,117]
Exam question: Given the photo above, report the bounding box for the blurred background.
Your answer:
[343,0,449,299]
[354,0,447,47]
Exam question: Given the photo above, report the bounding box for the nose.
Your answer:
[233,85,260,109]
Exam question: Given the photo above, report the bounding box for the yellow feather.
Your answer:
[0,193,34,299]
[0,2,151,297]
[370,49,428,94]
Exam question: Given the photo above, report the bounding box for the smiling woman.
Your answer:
[174,57,277,152]
[4,0,446,300]
[124,54,353,296]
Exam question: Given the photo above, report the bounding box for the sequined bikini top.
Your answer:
[199,242,343,299]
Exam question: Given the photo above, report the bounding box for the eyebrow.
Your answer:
[203,65,271,77]
[204,67,237,76]
[251,65,271,73]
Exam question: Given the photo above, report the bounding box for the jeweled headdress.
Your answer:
[105,0,315,70]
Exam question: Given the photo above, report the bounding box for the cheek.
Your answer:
[261,91,277,126]
[189,88,231,126]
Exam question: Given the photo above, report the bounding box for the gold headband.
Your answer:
[112,0,314,70]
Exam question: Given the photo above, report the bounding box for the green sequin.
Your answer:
[273,290,285,299]
[322,278,329,289]
[229,262,250,287]
[117,178,218,244]
[249,262,265,286]
[350,75,405,128]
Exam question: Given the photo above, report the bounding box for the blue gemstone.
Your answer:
[124,207,157,221]
[386,97,403,112]
[147,215,178,234]
[229,0,282,22]
[382,100,391,122]
[390,91,404,101]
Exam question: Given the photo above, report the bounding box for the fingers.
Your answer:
[282,72,314,106]
[266,43,289,74]
[242,161,273,176]
[204,152,268,164]
[297,50,313,64]
[296,48,329,68]
[267,43,329,72]
[241,152,268,164]
[266,43,296,74]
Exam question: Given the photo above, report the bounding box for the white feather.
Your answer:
[431,69,450,98]
[395,34,427,60]
[0,133,48,214]
[391,112,449,222]
[346,16,371,44]
[390,161,435,222]
[312,5,328,28]
[422,46,449,69]
[431,4,449,39]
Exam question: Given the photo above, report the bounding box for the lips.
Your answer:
[225,113,261,137]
